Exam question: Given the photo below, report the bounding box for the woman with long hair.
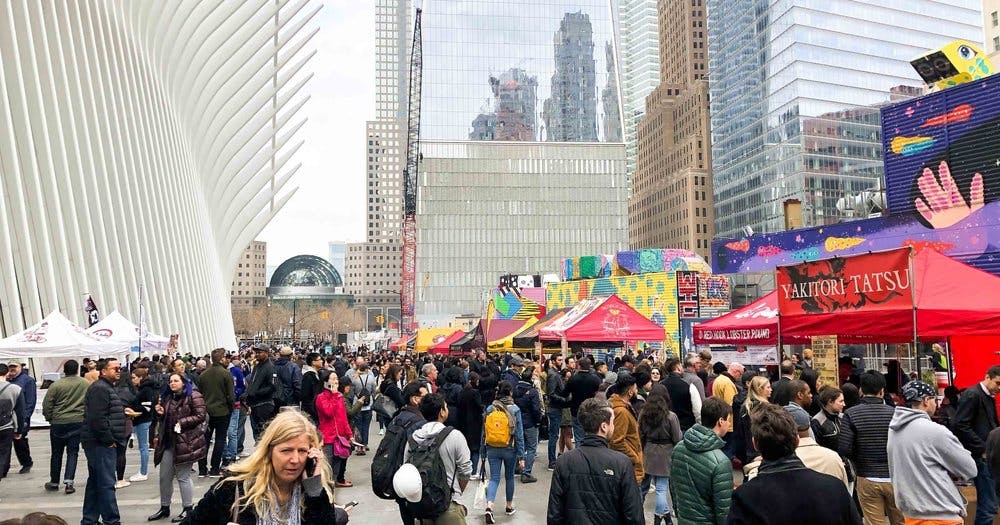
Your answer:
[147,373,207,522]
[481,381,525,524]
[735,375,771,464]
[379,364,406,410]
[638,384,683,525]
[124,367,158,483]
[181,411,349,524]
[458,371,486,475]
[799,368,822,415]
[316,370,353,488]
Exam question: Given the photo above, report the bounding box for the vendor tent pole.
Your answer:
[560,335,568,360]
[908,250,920,378]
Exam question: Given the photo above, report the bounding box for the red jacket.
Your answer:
[316,389,352,445]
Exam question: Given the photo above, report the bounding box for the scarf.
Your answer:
[257,483,302,525]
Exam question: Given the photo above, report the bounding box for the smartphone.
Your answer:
[304,457,317,475]
[344,501,360,510]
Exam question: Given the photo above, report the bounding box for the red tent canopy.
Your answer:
[539,295,664,342]
[389,335,414,350]
[428,330,465,354]
[779,248,1000,342]
[693,291,809,345]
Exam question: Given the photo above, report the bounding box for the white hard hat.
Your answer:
[392,463,422,503]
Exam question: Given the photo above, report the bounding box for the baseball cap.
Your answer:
[509,356,524,367]
[902,381,937,404]
[279,347,293,356]
[784,403,812,431]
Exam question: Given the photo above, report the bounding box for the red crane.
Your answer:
[400,7,422,335]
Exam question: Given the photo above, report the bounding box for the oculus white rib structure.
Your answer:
[0,0,319,352]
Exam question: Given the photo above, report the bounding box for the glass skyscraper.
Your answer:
[708,0,982,238]
[416,0,627,321]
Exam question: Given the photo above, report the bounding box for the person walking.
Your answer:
[953,365,1000,525]
[544,355,567,470]
[609,374,644,485]
[457,372,486,475]
[0,364,24,484]
[301,352,324,423]
[196,348,234,478]
[224,353,247,464]
[547,397,644,525]
[80,358,127,525]
[638,384,683,525]
[513,367,542,483]
[888,381,977,524]
[481,381,525,524]
[345,357,376,450]
[7,361,36,474]
[42,360,88,494]
[243,344,278,442]
[124,367,159,483]
[316,370,353,488]
[273,346,302,410]
[727,403,861,525]
[838,370,904,525]
[563,357,603,445]
[147,373,208,522]
[670,397,733,525]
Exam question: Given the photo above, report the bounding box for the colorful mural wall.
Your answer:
[714,74,1000,276]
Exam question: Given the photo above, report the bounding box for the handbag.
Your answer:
[332,411,352,459]
[372,392,397,419]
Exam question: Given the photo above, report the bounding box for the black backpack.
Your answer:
[403,426,456,519]
[371,417,413,500]
[0,384,13,428]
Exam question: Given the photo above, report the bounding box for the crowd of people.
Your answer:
[0,343,998,525]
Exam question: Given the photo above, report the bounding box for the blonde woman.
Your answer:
[180,411,349,525]
[735,375,772,464]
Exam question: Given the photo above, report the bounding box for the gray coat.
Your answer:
[640,411,683,477]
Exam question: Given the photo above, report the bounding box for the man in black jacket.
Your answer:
[545,355,567,470]
[391,381,428,525]
[274,346,302,408]
[838,371,903,525]
[81,358,127,525]
[300,352,324,423]
[547,397,643,525]
[563,357,603,445]
[244,345,278,442]
[953,365,1000,525]
[728,403,861,525]
[769,360,796,406]
[514,368,543,483]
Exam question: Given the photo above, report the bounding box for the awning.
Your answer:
[390,334,415,351]
[449,326,481,353]
[485,318,537,352]
[692,291,810,345]
[415,328,456,353]
[511,309,569,349]
[428,330,466,354]
[538,295,665,342]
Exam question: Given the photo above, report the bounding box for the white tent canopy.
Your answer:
[86,310,169,351]
[0,311,130,358]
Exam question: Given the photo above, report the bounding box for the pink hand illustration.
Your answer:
[914,160,984,229]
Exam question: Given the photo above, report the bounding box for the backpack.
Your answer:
[272,372,290,408]
[371,417,413,499]
[402,426,456,519]
[0,384,13,428]
[484,401,514,448]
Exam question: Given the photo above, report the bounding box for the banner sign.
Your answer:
[677,271,700,319]
[810,335,840,387]
[777,249,912,315]
[711,346,781,366]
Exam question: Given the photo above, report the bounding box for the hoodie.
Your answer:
[887,406,978,520]
[404,421,472,499]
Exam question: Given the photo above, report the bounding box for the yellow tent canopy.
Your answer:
[414,328,458,353]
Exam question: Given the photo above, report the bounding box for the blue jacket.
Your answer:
[482,399,526,461]
[229,365,246,403]
[10,371,36,432]
[514,380,543,430]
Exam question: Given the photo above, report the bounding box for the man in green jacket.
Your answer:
[670,397,733,525]
[196,348,234,477]
[42,360,90,493]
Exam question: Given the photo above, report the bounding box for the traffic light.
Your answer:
[320,311,329,320]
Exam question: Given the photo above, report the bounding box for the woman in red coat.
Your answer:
[315,369,353,488]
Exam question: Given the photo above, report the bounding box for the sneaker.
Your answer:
[334,480,353,488]
[505,507,516,516]
[208,469,222,477]
[198,471,208,478]
[64,484,76,495]
[547,462,555,471]
[114,480,131,489]
[44,482,60,491]
[379,428,385,436]
[484,509,496,525]
[520,474,537,483]
[18,465,31,474]
[128,473,148,482]
[238,451,251,458]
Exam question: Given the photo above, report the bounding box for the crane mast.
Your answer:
[400,7,422,335]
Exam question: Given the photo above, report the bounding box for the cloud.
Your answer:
[259,3,374,264]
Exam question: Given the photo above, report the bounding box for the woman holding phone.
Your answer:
[180,411,350,524]
[316,369,354,488]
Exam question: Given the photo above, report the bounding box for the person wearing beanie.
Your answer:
[888,381,977,524]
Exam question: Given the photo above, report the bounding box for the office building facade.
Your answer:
[232,242,269,309]
[619,0,661,180]
[708,0,982,238]
[986,0,1000,64]
[416,0,627,321]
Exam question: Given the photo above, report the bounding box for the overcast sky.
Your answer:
[258,3,374,266]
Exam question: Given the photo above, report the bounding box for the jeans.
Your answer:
[486,446,517,505]
[974,458,998,525]
[470,449,481,476]
[522,427,538,475]
[650,475,670,515]
[722,431,736,460]
[0,428,13,478]
[358,410,373,446]
[49,422,82,484]
[225,409,243,460]
[546,408,562,463]
[81,445,120,525]
[322,444,349,483]
[237,406,248,453]
[571,416,585,446]
[198,414,230,473]
[13,429,32,468]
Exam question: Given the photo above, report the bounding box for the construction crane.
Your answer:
[400,7,422,335]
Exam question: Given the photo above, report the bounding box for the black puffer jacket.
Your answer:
[181,476,347,525]
[81,377,128,447]
[130,378,160,425]
[547,435,643,525]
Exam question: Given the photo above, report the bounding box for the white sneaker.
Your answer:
[238,451,251,458]
[114,480,131,489]
[379,428,385,436]
[128,473,148,482]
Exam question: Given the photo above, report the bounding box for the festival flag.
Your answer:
[83,294,100,327]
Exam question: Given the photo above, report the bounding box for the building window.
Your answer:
[995,36,1000,52]
[993,11,998,26]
